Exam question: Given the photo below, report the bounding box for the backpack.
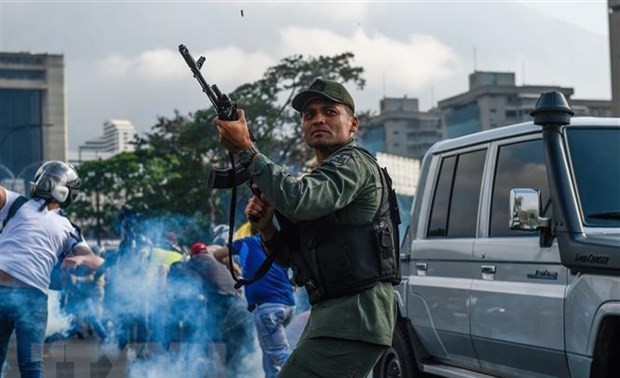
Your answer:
[0,195,28,232]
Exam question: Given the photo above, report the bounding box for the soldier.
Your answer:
[213,78,400,378]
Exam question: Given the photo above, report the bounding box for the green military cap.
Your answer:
[292,78,355,113]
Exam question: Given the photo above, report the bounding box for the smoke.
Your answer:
[34,214,311,377]
[46,291,74,338]
[126,343,218,378]
[97,214,264,377]
[125,340,263,378]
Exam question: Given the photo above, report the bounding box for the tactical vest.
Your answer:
[290,147,401,305]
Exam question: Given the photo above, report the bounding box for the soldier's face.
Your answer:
[301,99,358,149]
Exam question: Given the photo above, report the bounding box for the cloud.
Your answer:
[300,3,369,23]
[355,30,459,92]
[277,26,460,102]
[96,47,273,86]
[97,49,183,81]
[195,47,274,84]
[92,26,458,115]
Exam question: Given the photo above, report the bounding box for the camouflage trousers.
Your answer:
[278,336,387,378]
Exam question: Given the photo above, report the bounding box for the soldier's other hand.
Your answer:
[212,109,253,153]
[246,194,275,233]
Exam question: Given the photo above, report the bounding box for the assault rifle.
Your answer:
[178,44,255,189]
[180,43,277,289]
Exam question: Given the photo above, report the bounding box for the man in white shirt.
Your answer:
[0,160,103,378]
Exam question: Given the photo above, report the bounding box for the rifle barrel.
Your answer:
[178,44,219,107]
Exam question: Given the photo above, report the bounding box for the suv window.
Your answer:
[566,127,620,227]
[427,149,486,238]
[490,138,551,237]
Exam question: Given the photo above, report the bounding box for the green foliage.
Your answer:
[229,52,365,167]
[73,52,365,246]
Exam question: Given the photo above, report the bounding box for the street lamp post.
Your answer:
[0,123,53,150]
[14,161,44,196]
[0,164,15,179]
[0,123,53,193]
[0,163,15,190]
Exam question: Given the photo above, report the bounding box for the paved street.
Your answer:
[1,310,314,378]
[3,337,119,378]
[2,337,238,378]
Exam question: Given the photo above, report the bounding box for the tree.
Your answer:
[73,52,365,244]
[228,52,365,168]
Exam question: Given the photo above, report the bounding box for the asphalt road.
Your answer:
[2,311,409,378]
[2,336,246,378]
[1,306,312,378]
[3,337,135,378]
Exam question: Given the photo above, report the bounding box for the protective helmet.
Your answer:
[29,160,81,208]
[190,242,208,257]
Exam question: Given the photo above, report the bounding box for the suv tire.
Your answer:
[373,319,422,378]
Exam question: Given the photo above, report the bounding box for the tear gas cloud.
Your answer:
[40,214,268,377]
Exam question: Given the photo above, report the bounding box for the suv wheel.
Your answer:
[374,347,403,377]
[373,320,421,378]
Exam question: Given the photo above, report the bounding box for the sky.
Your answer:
[0,0,611,153]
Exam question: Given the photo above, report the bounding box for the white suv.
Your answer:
[373,92,620,378]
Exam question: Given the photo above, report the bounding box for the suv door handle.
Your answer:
[481,265,496,274]
[481,265,496,280]
[416,263,428,276]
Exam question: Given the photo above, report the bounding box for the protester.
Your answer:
[163,257,206,348]
[147,233,184,345]
[213,78,400,377]
[0,160,104,378]
[185,242,254,378]
[212,224,295,378]
[96,234,154,351]
[62,270,108,342]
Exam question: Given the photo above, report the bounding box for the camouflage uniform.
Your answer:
[249,139,396,377]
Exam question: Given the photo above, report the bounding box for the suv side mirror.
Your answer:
[510,188,550,231]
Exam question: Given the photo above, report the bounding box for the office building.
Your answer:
[0,51,66,186]
[78,119,136,161]
[439,71,613,138]
[360,97,442,160]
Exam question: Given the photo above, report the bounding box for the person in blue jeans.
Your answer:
[213,224,295,378]
[0,162,103,378]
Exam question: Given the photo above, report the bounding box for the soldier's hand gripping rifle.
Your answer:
[178,44,255,189]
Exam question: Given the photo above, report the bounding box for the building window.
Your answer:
[505,110,517,118]
[0,70,45,80]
